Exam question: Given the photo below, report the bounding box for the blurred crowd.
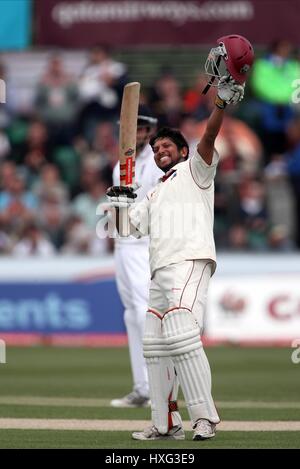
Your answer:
[0,40,300,257]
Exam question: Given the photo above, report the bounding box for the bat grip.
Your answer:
[117,206,131,237]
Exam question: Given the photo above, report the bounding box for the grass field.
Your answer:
[0,346,299,449]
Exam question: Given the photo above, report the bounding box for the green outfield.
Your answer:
[0,346,299,448]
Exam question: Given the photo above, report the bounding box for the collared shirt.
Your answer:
[129,149,219,275]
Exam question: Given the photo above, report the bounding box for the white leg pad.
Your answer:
[163,309,220,425]
[143,311,182,434]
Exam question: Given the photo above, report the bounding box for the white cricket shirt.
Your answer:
[129,149,219,275]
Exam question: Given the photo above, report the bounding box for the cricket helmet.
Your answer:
[137,105,158,127]
[204,34,254,86]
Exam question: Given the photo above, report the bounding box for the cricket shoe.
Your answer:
[110,391,150,408]
[192,419,216,440]
[132,425,185,441]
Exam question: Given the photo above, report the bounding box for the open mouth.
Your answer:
[159,155,171,165]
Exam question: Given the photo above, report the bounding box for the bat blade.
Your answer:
[119,82,140,186]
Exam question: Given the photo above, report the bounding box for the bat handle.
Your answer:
[118,206,131,237]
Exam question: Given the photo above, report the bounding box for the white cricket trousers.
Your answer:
[114,243,150,397]
[145,259,220,428]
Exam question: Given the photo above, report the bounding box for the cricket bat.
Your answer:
[118,81,140,236]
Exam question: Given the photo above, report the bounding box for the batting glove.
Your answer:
[106,185,138,208]
[215,75,245,109]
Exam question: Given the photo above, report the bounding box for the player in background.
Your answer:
[107,35,254,437]
[110,105,163,407]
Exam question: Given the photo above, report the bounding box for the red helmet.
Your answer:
[204,34,254,87]
[218,35,254,84]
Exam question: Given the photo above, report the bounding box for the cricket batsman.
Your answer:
[107,35,254,440]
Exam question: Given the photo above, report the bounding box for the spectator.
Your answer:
[228,224,249,251]
[33,163,68,207]
[32,164,69,249]
[0,60,17,126]
[264,154,294,245]
[0,219,12,254]
[238,177,268,250]
[0,172,38,230]
[251,39,300,163]
[285,117,300,247]
[180,114,201,155]
[39,192,68,250]
[182,72,211,120]
[0,160,16,191]
[268,224,293,251]
[10,119,51,178]
[34,54,79,145]
[72,156,101,198]
[12,222,55,257]
[22,120,52,187]
[196,111,263,179]
[148,68,183,127]
[0,131,10,161]
[91,120,119,185]
[78,44,127,138]
[91,121,118,164]
[196,114,263,246]
[62,214,108,255]
[72,172,107,229]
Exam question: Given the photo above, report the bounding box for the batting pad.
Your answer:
[143,311,182,434]
[163,308,220,425]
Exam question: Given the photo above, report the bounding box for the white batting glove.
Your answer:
[215,75,245,108]
[106,184,139,208]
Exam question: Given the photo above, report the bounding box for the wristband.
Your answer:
[215,95,227,109]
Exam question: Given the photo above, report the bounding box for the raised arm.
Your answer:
[197,77,245,165]
[197,106,224,166]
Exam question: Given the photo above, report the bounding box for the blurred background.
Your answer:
[0,0,299,346]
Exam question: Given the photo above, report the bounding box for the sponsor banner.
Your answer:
[206,274,300,343]
[0,279,125,334]
[0,0,31,50]
[0,255,300,345]
[35,0,299,48]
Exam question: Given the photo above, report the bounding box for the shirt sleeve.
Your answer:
[190,148,220,189]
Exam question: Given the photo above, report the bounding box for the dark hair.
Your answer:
[149,127,189,158]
